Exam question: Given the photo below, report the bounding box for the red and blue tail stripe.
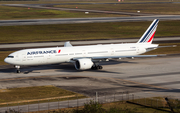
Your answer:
[137,19,159,44]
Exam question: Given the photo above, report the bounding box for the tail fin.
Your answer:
[137,19,159,44]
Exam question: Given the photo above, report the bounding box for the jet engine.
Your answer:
[74,58,94,70]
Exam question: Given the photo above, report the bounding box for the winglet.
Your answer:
[64,41,73,47]
[137,19,159,44]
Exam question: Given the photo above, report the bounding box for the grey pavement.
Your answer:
[0,56,180,97]
[0,56,180,112]
[1,15,180,26]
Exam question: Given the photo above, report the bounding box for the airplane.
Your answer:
[4,19,164,73]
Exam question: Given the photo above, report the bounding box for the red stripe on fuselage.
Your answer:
[58,50,61,53]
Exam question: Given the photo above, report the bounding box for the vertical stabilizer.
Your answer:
[137,19,159,44]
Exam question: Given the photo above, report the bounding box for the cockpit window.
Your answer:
[7,56,14,58]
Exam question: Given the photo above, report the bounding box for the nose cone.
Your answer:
[4,53,17,65]
[4,57,10,64]
[4,57,14,65]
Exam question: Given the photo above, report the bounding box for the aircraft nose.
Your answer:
[4,57,8,63]
[4,57,11,64]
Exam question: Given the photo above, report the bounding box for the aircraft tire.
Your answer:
[17,70,20,73]
[99,66,103,69]
[91,65,102,70]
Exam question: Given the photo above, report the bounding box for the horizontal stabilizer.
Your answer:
[158,45,177,48]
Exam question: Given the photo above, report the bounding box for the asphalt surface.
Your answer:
[0,55,180,112]
[1,15,180,26]
[0,56,180,97]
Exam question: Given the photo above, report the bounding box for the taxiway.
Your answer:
[1,15,180,26]
[0,55,180,99]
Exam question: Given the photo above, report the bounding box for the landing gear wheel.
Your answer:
[91,65,103,70]
[91,66,97,70]
[98,65,103,69]
[17,70,20,73]
[15,65,21,73]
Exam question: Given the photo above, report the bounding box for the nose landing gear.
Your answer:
[15,65,20,73]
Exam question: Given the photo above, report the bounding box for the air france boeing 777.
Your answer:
[5,19,161,73]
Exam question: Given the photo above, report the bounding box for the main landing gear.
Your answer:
[15,65,20,73]
[91,63,103,70]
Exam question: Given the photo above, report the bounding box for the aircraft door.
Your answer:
[45,54,51,63]
[82,50,86,57]
[136,46,139,53]
[22,54,26,62]
[14,53,21,62]
[47,54,51,60]
[111,48,114,55]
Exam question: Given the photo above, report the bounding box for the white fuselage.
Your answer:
[4,19,160,72]
[4,43,158,66]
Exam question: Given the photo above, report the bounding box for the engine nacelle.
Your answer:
[74,58,94,70]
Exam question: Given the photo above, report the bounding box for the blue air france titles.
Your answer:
[27,50,58,55]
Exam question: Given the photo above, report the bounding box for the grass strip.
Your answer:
[38,96,180,113]
[0,5,123,20]
[0,20,180,44]
[31,100,171,113]
[0,85,86,107]
[0,95,76,105]
[0,51,13,65]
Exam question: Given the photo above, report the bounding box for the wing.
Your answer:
[92,55,162,60]
[71,55,165,61]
